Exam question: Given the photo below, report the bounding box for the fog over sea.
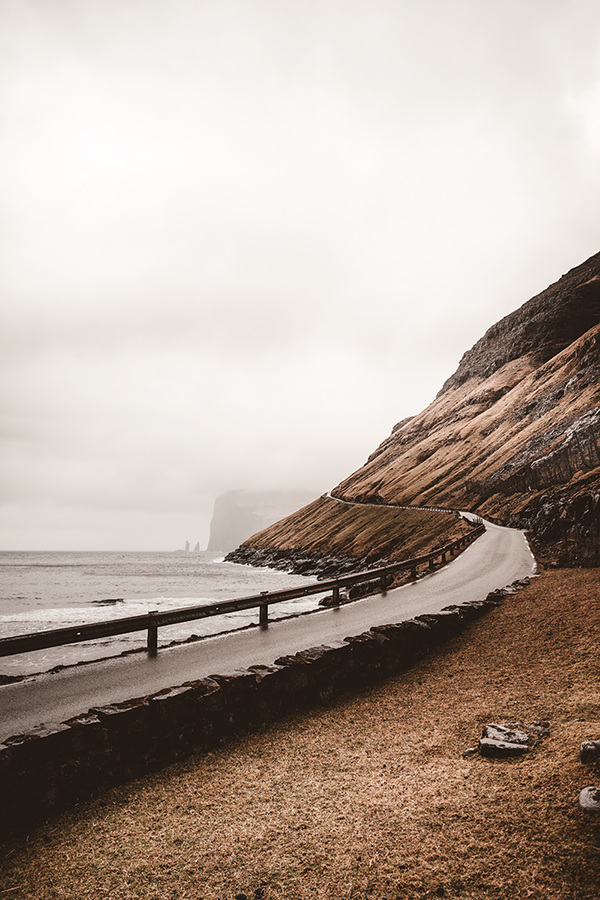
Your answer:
[0,551,323,678]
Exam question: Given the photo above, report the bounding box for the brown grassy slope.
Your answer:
[334,250,600,529]
[236,255,600,561]
[238,323,599,561]
[2,568,599,900]
[242,497,472,562]
[336,322,600,518]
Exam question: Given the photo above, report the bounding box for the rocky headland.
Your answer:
[228,250,600,571]
[207,489,316,552]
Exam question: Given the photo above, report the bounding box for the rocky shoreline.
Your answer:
[224,504,479,579]
[224,544,379,579]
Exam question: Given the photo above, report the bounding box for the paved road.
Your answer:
[0,519,535,743]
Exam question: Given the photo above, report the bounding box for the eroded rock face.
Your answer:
[437,254,600,395]
[486,407,600,495]
[512,490,600,566]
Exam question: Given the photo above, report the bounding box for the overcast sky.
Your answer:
[1,0,600,550]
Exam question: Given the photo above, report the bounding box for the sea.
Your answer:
[0,550,325,679]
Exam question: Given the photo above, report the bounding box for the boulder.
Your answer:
[579,786,600,813]
[580,740,600,765]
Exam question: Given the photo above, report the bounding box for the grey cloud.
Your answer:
[1,0,600,548]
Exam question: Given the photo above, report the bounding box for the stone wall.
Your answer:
[0,587,518,842]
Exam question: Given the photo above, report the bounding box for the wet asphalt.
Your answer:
[0,520,535,743]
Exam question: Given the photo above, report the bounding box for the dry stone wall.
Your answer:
[0,587,521,842]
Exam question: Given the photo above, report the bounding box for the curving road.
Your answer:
[0,518,535,743]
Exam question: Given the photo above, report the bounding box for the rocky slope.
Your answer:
[230,250,600,569]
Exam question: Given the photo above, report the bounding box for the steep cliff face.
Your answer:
[437,252,600,393]
[342,325,600,509]
[233,250,600,567]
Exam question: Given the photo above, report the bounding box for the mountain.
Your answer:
[207,489,317,551]
[228,250,600,570]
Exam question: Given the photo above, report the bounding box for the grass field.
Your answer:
[1,567,599,899]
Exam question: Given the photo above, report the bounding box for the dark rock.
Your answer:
[225,544,374,579]
[348,578,382,600]
[580,740,600,765]
[438,252,600,395]
[318,590,349,607]
[415,609,464,639]
[478,738,529,758]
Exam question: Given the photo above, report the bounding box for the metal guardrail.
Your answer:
[0,524,485,660]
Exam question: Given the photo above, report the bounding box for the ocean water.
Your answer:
[0,550,325,678]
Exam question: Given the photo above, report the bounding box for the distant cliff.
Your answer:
[230,250,600,568]
[207,489,316,551]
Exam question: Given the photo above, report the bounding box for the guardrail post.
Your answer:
[332,585,340,607]
[429,557,435,570]
[380,573,388,595]
[147,611,158,656]
[441,551,446,563]
[410,565,417,580]
[259,602,269,629]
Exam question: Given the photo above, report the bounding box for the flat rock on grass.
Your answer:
[484,723,530,745]
[479,737,529,758]
[478,722,530,757]
[476,722,550,758]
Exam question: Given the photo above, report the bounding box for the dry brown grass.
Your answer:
[2,568,600,900]
[336,324,600,518]
[244,499,472,563]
